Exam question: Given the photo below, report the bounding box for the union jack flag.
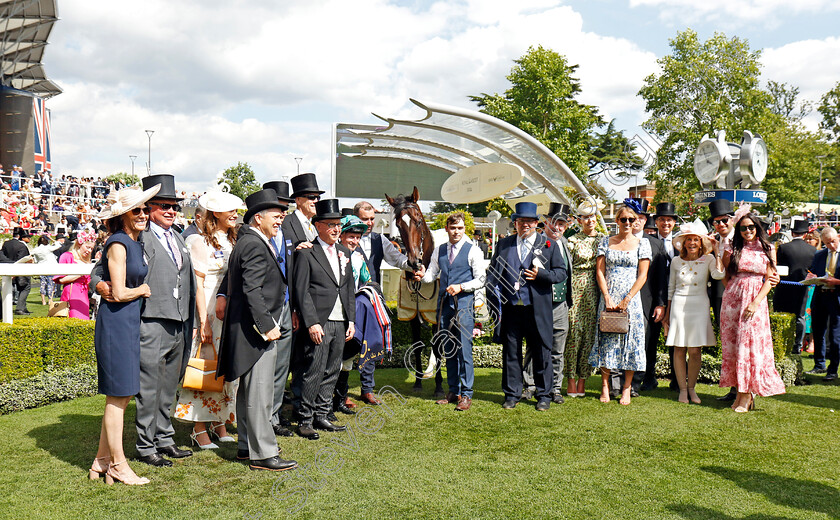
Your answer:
[33,97,52,173]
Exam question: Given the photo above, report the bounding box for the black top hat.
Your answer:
[654,202,677,218]
[14,227,30,239]
[312,199,342,221]
[341,208,354,217]
[289,173,325,199]
[708,199,734,219]
[630,198,651,215]
[243,189,287,223]
[543,202,571,221]
[262,181,294,203]
[790,219,810,235]
[143,174,183,201]
[644,217,657,230]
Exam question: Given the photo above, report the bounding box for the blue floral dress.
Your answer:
[588,237,651,371]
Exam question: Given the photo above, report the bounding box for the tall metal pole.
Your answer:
[129,155,137,177]
[818,155,827,215]
[294,157,302,175]
[145,130,154,176]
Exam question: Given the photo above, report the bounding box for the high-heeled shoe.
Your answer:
[105,460,150,486]
[89,456,109,481]
[209,423,235,443]
[734,394,755,413]
[190,430,219,450]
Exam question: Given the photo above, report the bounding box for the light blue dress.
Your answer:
[588,237,651,371]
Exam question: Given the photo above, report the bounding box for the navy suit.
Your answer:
[808,248,840,374]
[775,239,817,352]
[487,233,566,400]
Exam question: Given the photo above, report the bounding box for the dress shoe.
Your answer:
[520,388,534,401]
[326,412,338,423]
[278,415,292,428]
[14,310,31,315]
[502,398,517,409]
[273,424,294,437]
[236,449,249,461]
[807,368,828,375]
[334,402,356,415]
[344,397,357,409]
[716,390,737,402]
[552,394,565,405]
[313,418,347,432]
[455,396,472,411]
[360,392,382,405]
[435,392,459,405]
[536,398,551,411]
[630,389,640,398]
[297,424,320,440]
[824,373,838,382]
[250,456,298,472]
[136,453,173,467]
[157,445,192,458]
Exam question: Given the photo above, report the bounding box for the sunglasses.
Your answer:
[304,194,320,201]
[713,218,730,225]
[130,206,151,216]
[619,217,636,223]
[148,202,181,212]
[739,224,757,232]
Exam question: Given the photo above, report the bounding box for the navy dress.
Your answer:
[94,231,148,396]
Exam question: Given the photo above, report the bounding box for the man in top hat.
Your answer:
[282,173,323,247]
[520,203,573,404]
[486,202,567,411]
[623,199,668,396]
[805,227,840,380]
[353,200,411,284]
[654,202,678,260]
[418,211,486,411]
[216,189,297,471]
[3,228,32,315]
[92,174,198,466]
[292,198,356,439]
[775,219,817,354]
[708,200,736,325]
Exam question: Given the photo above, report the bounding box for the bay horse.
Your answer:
[385,186,444,396]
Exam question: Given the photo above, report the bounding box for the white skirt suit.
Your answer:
[666,254,724,348]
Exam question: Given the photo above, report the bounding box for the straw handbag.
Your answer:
[182,342,225,393]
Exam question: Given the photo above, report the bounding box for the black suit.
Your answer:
[218,226,287,460]
[281,211,312,248]
[774,238,817,352]
[2,238,31,312]
[292,239,356,423]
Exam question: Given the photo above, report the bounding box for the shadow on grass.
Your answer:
[29,413,107,470]
[773,391,840,410]
[667,503,796,520]
[700,466,840,519]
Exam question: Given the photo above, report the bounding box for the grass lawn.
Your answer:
[1,358,840,520]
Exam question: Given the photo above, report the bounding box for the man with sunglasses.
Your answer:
[282,173,324,247]
[92,174,197,467]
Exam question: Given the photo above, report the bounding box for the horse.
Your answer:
[385,186,444,397]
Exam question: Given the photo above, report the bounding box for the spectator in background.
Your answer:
[30,234,59,305]
[2,228,33,315]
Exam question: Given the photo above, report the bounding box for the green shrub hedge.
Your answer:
[0,364,98,414]
[0,317,95,384]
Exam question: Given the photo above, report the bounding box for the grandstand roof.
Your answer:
[334,99,591,205]
[0,0,61,98]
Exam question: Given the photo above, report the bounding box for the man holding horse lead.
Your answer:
[486,202,567,411]
[415,212,486,411]
[354,200,411,283]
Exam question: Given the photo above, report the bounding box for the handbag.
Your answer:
[599,309,629,334]
[48,301,69,318]
[182,342,225,393]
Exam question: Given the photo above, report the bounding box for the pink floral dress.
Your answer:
[719,240,785,396]
[55,252,90,319]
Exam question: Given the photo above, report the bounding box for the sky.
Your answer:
[41,0,840,201]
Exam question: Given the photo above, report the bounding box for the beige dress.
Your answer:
[173,232,237,423]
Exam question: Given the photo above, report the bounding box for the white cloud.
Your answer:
[629,0,840,25]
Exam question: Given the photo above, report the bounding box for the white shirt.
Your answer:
[658,232,675,259]
[294,209,316,241]
[516,232,538,263]
[317,237,346,321]
[420,237,486,292]
[149,221,182,266]
[360,232,410,270]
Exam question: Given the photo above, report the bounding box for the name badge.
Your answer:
[213,250,224,259]
[173,287,179,299]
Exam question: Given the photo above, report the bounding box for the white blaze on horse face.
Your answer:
[402,213,411,226]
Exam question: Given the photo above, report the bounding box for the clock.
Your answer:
[694,131,731,187]
[739,130,768,187]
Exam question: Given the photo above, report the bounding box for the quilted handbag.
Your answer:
[599,309,629,334]
[182,342,225,393]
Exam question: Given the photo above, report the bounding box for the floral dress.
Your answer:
[564,232,604,379]
[588,237,651,371]
[719,240,785,396]
[173,232,237,423]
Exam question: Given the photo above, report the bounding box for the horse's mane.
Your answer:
[390,194,414,212]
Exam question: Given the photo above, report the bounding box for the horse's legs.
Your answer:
[411,316,423,392]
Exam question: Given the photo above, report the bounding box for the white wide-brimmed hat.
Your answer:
[672,218,715,256]
[576,197,605,217]
[198,190,245,213]
[99,184,161,220]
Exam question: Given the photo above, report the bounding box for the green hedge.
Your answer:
[0,364,98,414]
[0,317,95,384]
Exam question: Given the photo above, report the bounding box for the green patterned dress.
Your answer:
[564,232,604,380]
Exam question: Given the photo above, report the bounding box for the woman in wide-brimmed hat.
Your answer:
[662,219,724,404]
[89,183,159,486]
[173,190,245,449]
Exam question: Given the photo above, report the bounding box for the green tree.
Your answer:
[219,162,261,200]
[429,211,475,235]
[469,45,627,181]
[818,81,840,142]
[105,172,140,187]
[638,29,824,213]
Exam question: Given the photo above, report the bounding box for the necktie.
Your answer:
[164,229,182,269]
[829,251,837,277]
[448,244,456,264]
[519,240,529,263]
